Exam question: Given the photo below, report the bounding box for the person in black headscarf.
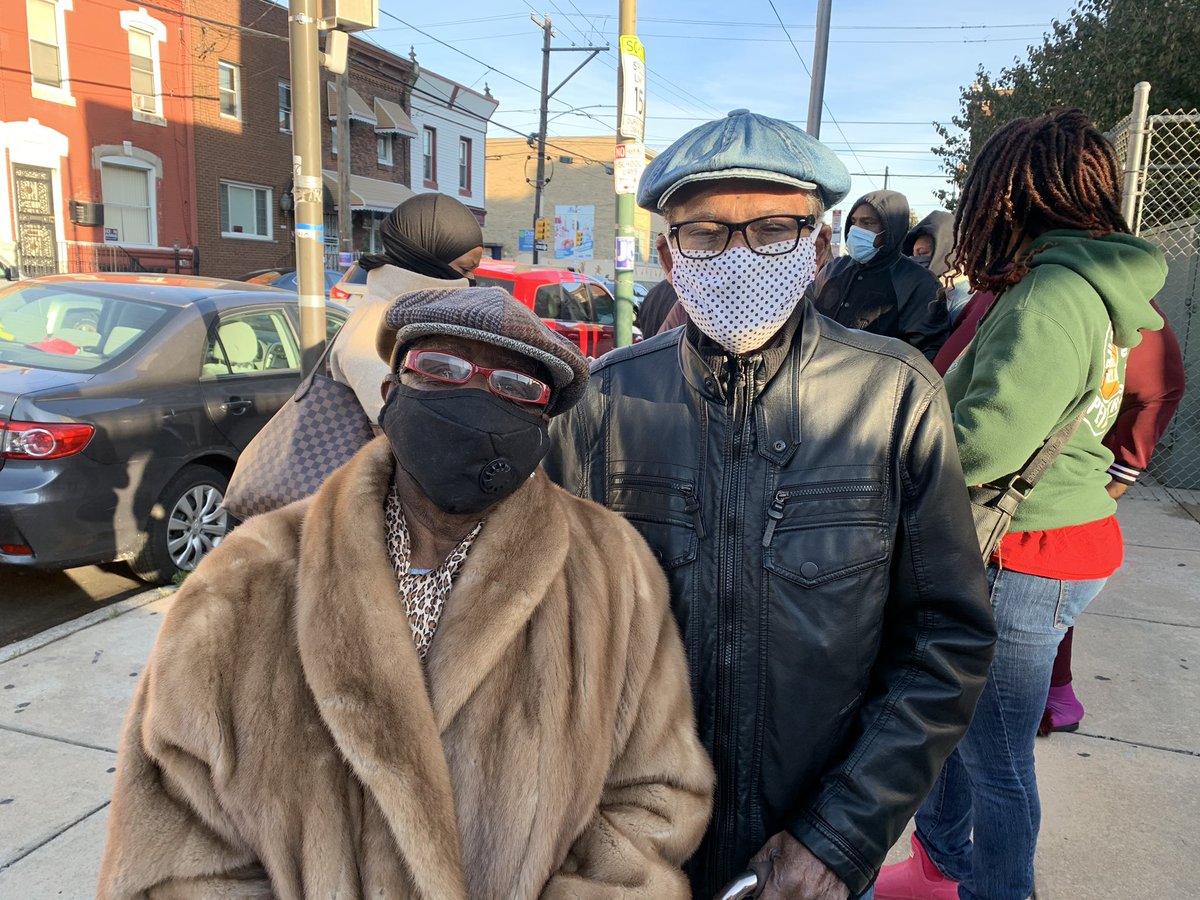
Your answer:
[331,193,484,420]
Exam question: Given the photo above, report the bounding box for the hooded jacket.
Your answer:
[902,210,955,278]
[98,438,714,899]
[329,265,469,422]
[808,190,948,359]
[944,230,1167,530]
[545,301,995,896]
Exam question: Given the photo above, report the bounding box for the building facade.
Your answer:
[407,66,499,227]
[1,0,197,277]
[483,136,663,279]
[188,0,418,278]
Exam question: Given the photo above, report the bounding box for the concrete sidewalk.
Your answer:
[1,492,1197,898]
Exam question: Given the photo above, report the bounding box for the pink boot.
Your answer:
[875,833,960,900]
[1039,682,1085,736]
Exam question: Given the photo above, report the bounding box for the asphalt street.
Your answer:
[0,565,146,646]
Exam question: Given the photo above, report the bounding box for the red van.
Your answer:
[473,260,630,357]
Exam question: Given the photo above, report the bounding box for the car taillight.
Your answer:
[330,284,350,300]
[1,421,95,460]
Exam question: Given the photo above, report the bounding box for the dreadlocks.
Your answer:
[953,109,1130,295]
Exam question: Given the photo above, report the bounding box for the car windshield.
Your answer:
[0,282,172,372]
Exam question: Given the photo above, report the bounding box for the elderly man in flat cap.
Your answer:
[98,288,714,899]
[545,110,996,899]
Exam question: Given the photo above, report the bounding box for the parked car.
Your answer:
[234,267,343,297]
[0,274,348,583]
[474,260,638,357]
[329,262,369,306]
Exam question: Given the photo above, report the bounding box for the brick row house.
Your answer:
[0,0,197,276]
[1,0,494,280]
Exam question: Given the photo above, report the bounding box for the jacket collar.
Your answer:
[295,437,568,898]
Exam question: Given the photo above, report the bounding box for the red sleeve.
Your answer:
[931,291,994,377]
[1103,307,1186,484]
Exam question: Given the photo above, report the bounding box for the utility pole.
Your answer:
[528,15,607,265]
[613,1,644,348]
[884,166,889,189]
[531,17,553,265]
[336,69,353,269]
[806,0,832,138]
[288,0,327,375]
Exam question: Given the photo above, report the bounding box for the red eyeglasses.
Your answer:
[401,349,552,407]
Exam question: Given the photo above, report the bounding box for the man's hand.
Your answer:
[750,831,850,900]
[1106,479,1129,501]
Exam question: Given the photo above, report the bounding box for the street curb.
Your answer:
[0,586,176,665]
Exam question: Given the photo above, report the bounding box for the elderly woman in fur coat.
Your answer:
[97,287,714,900]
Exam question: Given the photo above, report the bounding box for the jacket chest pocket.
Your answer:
[762,481,890,586]
[607,474,703,569]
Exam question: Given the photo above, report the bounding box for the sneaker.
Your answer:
[1038,682,1084,736]
[875,833,961,899]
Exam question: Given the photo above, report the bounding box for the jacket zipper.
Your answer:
[762,482,884,547]
[713,357,750,880]
[610,476,707,539]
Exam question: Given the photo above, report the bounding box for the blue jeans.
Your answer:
[915,567,1105,900]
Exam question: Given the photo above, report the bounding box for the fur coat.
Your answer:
[98,438,713,899]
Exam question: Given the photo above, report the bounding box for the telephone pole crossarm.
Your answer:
[548,47,607,99]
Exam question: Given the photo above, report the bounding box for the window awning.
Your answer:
[374,97,417,136]
[321,170,415,213]
[325,83,376,124]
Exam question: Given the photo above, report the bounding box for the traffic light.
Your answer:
[535,218,550,241]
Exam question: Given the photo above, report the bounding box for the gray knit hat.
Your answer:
[376,286,590,416]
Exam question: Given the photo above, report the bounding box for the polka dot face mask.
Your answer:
[670,236,818,355]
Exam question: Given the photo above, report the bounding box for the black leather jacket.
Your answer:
[544,304,995,897]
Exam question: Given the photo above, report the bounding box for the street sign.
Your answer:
[518,229,535,252]
[535,241,550,252]
[618,35,646,142]
[614,142,646,196]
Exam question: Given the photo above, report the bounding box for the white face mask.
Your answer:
[670,236,818,355]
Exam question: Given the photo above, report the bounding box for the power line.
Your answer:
[766,0,876,189]
[529,14,1049,31]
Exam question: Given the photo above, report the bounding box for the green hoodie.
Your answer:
[944,230,1167,532]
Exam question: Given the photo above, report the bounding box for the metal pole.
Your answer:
[883,166,889,189]
[1121,81,1152,234]
[532,16,552,265]
[613,0,638,348]
[337,69,353,268]
[288,0,326,375]
[806,0,832,138]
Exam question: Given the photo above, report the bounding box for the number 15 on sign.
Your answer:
[619,35,645,143]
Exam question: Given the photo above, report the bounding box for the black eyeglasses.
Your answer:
[669,215,818,259]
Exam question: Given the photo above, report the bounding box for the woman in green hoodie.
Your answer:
[877,110,1167,900]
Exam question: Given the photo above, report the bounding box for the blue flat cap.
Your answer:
[638,109,852,211]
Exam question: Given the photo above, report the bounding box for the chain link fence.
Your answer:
[1108,98,1200,489]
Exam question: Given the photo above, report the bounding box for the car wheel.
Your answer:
[130,465,230,584]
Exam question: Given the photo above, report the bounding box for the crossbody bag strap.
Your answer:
[1010,413,1086,493]
[294,333,340,401]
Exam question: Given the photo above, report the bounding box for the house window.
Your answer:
[330,124,337,156]
[27,0,62,87]
[278,81,292,132]
[458,137,471,193]
[28,0,74,103]
[128,29,158,117]
[219,181,271,239]
[101,161,155,246]
[119,8,165,122]
[218,61,240,119]
[377,135,393,166]
[422,127,436,185]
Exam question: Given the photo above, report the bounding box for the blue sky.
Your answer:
[367,0,1083,223]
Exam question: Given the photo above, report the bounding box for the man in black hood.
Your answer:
[903,209,955,278]
[808,190,948,359]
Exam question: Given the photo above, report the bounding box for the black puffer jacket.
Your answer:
[545,303,995,897]
[809,190,948,359]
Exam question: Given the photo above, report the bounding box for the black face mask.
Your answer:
[379,384,550,515]
[910,254,933,269]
